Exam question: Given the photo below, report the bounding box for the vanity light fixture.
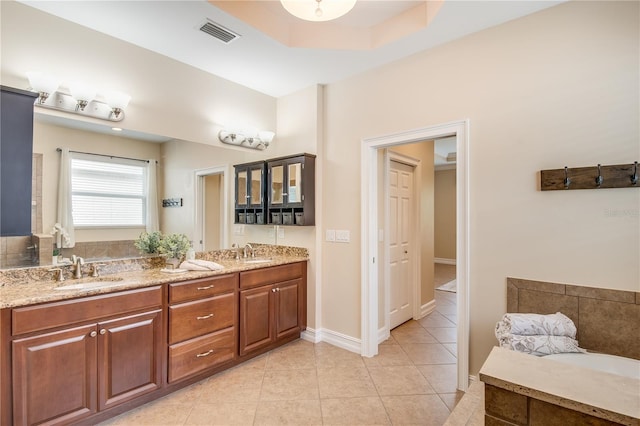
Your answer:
[280,0,357,22]
[218,128,275,150]
[26,72,131,122]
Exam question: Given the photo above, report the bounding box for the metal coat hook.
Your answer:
[595,164,603,187]
[631,161,638,185]
[563,166,571,189]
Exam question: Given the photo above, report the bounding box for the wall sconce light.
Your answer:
[26,72,131,122]
[218,128,275,150]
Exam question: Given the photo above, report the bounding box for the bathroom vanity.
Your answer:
[0,254,307,425]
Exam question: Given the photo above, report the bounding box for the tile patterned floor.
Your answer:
[101,265,459,425]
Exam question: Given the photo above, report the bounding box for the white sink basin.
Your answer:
[240,258,272,264]
[54,277,126,291]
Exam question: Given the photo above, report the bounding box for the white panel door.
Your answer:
[389,160,414,329]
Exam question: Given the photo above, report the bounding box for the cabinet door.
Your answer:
[236,168,248,208]
[249,165,264,207]
[98,310,163,411]
[274,279,302,340]
[239,285,273,356]
[12,324,98,425]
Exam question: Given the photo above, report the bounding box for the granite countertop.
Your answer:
[0,249,308,309]
[479,346,640,425]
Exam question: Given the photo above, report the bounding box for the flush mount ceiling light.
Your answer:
[280,0,357,22]
[26,72,130,122]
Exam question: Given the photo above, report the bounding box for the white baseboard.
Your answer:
[434,257,456,265]
[301,327,361,354]
[420,299,436,319]
[378,327,390,344]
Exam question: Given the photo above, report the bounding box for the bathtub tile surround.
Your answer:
[507,277,640,360]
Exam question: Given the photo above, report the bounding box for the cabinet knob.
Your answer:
[100,329,107,335]
[90,331,97,337]
[197,313,214,320]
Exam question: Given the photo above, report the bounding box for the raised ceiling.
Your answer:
[19,0,563,98]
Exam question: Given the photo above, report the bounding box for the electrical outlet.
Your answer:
[234,225,245,235]
[326,230,336,242]
[335,230,350,243]
[277,227,285,239]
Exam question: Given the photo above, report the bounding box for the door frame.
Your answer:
[383,151,421,336]
[361,119,470,391]
[194,165,229,252]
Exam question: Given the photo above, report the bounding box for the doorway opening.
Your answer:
[195,166,229,252]
[361,120,469,391]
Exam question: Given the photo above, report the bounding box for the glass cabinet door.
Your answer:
[287,162,302,204]
[237,170,247,206]
[271,165,284,205]
[249,167,263,206]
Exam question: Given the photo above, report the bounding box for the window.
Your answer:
[71,153,147,228]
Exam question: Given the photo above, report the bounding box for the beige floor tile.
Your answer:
[198,367,264,403]
[381,394,451,426]
[321,397,391,425]
[402,343,458,365]
[184,401,257,425]
[254,399,323,425]
[443,343,457,356]
[444,314,458,324]
[266,340,317,370]
[379,335,398,345]
[315,342,365,369]
[392,320,424,332]
[417,363,458,393]
[317,366,378,398]
[391,327,439,345]
[260,368,319,401]
[435,303,457,315]
[362,344,412,367]
[100,400,192,425]
[439,391,466,411]
[425,327,457,343]
[368,365,436,396]
[418,311,456,328]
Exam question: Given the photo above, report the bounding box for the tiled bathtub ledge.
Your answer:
[479,347,640,426]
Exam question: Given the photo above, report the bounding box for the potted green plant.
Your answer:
[158,233,190,267]
[134,231,163,255]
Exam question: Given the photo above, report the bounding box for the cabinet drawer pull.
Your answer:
[197,285,214,290]
[100,329,106,335]
[90,331,97,337]
[196,349,214,358]
[196,313,214,320]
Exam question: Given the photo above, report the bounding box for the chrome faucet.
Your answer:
[232,243,241,260]
[72,255,85,279]
[243,243,254,259]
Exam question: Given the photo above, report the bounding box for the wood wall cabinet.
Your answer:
[0,86,38,236]
[233,153,316,226]
[234,161,266,224]
[267,154,315,226]
[167,274,238,383]
[239,262,307,357]
[9,287,163,425]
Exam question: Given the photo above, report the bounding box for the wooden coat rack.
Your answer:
[540,162,639,191]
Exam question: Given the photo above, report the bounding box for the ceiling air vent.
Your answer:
[199,20,240,44]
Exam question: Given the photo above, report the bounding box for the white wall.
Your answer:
[322,1,639,373]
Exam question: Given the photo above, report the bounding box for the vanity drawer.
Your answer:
[240,262,304,289]
[168,327,236,383]
[12,286,162,336]
[168,293,236,344]
[169,274,237,304]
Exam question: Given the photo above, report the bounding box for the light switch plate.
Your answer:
[277,227,285,239]
[335,230,350,243]
[326,230,336,242]
[234,225,245,235]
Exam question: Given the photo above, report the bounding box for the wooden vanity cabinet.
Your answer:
[167,274,238,383]
[239,262,307,357]
[9,286,163,425]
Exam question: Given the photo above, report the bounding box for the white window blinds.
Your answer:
[70,153,147,227]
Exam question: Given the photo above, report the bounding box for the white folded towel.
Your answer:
[496,312,577,338]
[179,259,224,271]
